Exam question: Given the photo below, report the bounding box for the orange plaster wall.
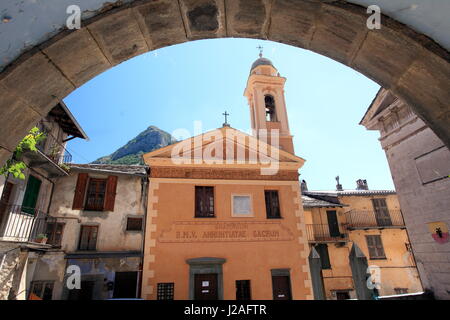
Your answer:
[303,195,423,298]
[142,179,312,300]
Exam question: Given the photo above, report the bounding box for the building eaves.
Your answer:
[69,164,148,177]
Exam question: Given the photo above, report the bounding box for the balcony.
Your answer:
[306,224,349,243]
[0,204,56,244]
[24,132,72,177]
[344,210,405,230]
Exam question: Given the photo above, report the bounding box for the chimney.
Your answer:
[356,179,369,190]
[335,176,343,191]
[301,180,308,193]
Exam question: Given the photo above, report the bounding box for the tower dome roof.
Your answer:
[250,57,275,71]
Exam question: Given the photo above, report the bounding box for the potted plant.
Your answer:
[35,234,48,244]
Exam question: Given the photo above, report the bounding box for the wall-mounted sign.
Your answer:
[427,222,449,244]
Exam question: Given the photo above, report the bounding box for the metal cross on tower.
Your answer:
[222,111,230,127]
[257,45,264,57]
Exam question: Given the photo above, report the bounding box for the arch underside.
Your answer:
[0,0,448,165]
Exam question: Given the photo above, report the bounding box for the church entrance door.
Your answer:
[194,273,218,300]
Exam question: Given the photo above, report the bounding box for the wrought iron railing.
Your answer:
[344,210,405,229]
[0,204,56,243]
[306,224,348,242]
[36,132,72,165]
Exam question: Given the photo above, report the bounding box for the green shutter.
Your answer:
[22,175,42,215]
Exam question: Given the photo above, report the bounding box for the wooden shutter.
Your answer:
[104,175,118,212]
[374,235,386,258]
[205,187,214,217]
[195,186,202,217]
[72,173,88,210]
[88,226,98,250]
[366,235,386,259]
[265,191,281,218]
[79,225,98,251]
[22,175,42,215]
[366,236,376,258]
[372,199,392,226]
[265,191,271,217]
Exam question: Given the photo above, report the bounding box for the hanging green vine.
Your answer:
[0,127,46,180]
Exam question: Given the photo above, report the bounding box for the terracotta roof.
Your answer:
[302,195,343,208]
[69,164,148,177]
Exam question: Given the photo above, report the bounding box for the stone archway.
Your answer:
[0,0,449,165]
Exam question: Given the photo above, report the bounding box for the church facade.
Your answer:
[141,55,313,300]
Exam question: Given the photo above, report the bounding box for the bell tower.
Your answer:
[244,51,295,154]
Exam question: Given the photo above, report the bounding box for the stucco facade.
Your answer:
[142,176,312,300]
[0,103,87,300]
[1,161,148,300]
[34,164,148,300]
[303,187,422,299]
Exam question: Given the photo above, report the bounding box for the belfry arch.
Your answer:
[0,0,449,167]
[265,95,277,122]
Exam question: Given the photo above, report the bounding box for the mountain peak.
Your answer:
[92,125,176,165]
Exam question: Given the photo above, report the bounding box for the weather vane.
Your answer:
[257,45,264,57]
[222,111,230,127]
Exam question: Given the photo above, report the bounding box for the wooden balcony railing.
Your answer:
[344,210,405,229]
[306,224,348,243]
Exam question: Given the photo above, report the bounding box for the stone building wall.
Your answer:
[361,89,450,299]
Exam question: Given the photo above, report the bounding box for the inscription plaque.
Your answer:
[158,221,295,243]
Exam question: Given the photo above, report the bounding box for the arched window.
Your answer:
[265,95,277,122]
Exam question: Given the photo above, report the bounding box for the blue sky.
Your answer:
[64,38,393,191]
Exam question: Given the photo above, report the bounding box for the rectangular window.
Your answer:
[232,195,252,216]
[315,244,331,269]
[265,190,281,219]
[78,225,98,251]
[366,235,386,259]
[236,280,251,300]
[29,281,54,300]
[157,283,174,300]
[46,222,65,246]
[195,186,215,218]
[126,217,143,231]
[84,178,107,211]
